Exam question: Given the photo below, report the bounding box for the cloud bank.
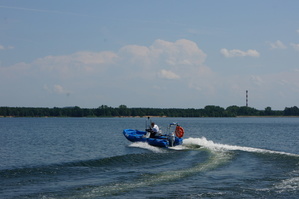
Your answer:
[269,40,287,49]
[0,39,214,107]
[0,44,14,50]
[291,43,299,51]
[1,39,298,109]
[220,48,260,58]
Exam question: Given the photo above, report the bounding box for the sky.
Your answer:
[1,0,299,110]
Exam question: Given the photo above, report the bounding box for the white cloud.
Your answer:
[44,84,70,95]
[54,84,67,94]
[115,39,209,82]
[0,44,14,50]
[0,39,216,107]
[250,75,264,86]
[2,39,209,80]
[158,69,180,79]
[151,39,207,66]
[24,50,118,79]
[220,48,260,58]
[291,43,299,51]
[118,39,207,72]
[119,45,151,66]
[0,38,298,110]
[73,51,118,65]
[10,39,299,109]
[269,40,287,49]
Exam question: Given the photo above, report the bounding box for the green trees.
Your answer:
[203,105,226,117]
[284,106,299,116]
[0,105,298,117]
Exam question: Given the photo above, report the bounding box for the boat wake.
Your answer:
[275,176,299,192]
[69,138,234,198]
[129,136,299,157]
[183,137,299,157]
[15,137,298,198]
[73,150,232,198]
[182,137,299,195]
[129,142,167,153]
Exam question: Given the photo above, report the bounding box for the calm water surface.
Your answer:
[0,117,298,198]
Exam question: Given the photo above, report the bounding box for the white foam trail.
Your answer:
[168,145,188,150]
[184,137,299,194]
[275,177,299,192]
[78,145,232,198]
[183,137,299,157]
[129,142,166,153]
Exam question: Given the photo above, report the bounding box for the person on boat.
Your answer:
[149,122,162,138]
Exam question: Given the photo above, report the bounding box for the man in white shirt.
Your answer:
[150,122,161,138]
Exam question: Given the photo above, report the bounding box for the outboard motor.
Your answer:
[168,131,175,147]
[167,122,177,147]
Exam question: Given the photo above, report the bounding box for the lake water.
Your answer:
[0,117,298,198]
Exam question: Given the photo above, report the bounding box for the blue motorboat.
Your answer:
[123,121,184,148]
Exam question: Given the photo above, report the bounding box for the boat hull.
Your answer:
[123,129,183,148]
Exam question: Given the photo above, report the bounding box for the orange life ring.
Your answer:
[175,126,184,138]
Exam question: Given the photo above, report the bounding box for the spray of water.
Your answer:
[183,137,299,194]
[129,142,167,153]
[183,137,299,157]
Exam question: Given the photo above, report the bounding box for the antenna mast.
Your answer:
[246,90,248,107]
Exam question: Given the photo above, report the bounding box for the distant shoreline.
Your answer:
[1,115,299,118]
[237,116,299,118]
[1,105,299,117]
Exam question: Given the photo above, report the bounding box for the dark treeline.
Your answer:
[1,105,299,117]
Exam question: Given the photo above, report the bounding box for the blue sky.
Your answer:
[1,0,299,110]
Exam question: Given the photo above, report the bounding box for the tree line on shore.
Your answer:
[1,105,299,117]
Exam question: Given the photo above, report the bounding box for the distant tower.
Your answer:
[246,90,248,107]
